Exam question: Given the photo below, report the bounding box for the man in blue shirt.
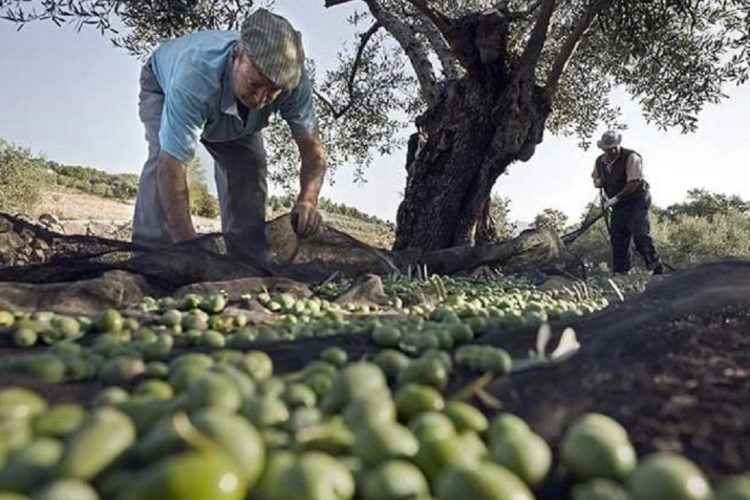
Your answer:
[133,9,326,261]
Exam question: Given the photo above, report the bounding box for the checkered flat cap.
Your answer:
[241,9,305,91]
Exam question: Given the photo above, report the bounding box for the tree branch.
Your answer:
[509,0,543,20]
[315,22,382,119]
[403,0,452,39]
[324,0,357,7]
[517,0,556,76]
[314,88,339,116]
[347,22,382,93]
[544,0,612,99]
[411,9,463,80]
[365,0,439,104]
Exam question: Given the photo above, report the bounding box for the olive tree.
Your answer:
[318,0,749,251]
[533,207,569,234]
[5,0,749,252]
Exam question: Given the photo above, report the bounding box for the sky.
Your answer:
[1,1,748,226]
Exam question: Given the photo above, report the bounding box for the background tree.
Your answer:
[4,0,749,252]
[660,188,750,220]
[319,0,750,251]
[0,0,264,55]
[0,140,48,214]
[476,194,516,243]
[533,207,569,234]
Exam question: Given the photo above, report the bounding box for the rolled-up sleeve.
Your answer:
[159,84,208,163]
[276,69,318,137]
[626,153,644,181]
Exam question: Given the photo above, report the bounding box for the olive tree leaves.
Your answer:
[266,16,417,190]
[318,0,750,151]
[599,0,750,133]
[0,0,268,57]
[3,0,749,181]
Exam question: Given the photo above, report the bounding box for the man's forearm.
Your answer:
[156,152,197,243]
[297,132,327,204]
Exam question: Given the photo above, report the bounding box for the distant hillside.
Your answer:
[51,164,140,200]
[49,163,395,247]
[1,140,395,248]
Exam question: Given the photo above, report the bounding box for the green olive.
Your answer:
[436,462,534,500]
[362,460,429,500]
[442,400,488,433]
[409,411,456,443]
[321,363,388,414]
[490,428,552,487]
[572,478,630,500]
[397,357,448,391]
[274,452,355,500]
[352,422,419,465]
[371,325,402,347]
[628,453,712,500]
[121,450,245,500]
[561,413,637,482]
[185,373,242,413]
[96,309,123,333]
[319,347,348,367]
[394,383,444,422]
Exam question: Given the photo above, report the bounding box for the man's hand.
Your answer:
[603,196,619,210]
[293,129,327,237]
[291,200,323,238]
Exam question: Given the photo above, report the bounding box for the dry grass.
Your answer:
[31,186,136,221]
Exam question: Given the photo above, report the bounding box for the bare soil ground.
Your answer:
[28,187,394,248]
[31,187,137,221]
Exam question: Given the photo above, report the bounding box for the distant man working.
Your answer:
[132,9,326,260]
[592,131,664,275]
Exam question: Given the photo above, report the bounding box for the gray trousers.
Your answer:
[132,62,268,256]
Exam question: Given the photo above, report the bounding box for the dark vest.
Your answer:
[596,148,648,201]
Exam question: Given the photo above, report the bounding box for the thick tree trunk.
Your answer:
[393,73,549,251]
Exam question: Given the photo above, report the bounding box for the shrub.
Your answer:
[190,184,220,218]
[569,198,750,274]
[0,141,48,214]
[187,159,220,218]
[43,162,138,201]
[652,211,750,266]
[90,182,109,197]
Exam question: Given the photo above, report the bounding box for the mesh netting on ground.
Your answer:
[0,213,400,291]
[0,212,568,291]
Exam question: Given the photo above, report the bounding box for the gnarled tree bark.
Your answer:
[322,0,611,252]
[393,1,609,251]
[393,8,551,251]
